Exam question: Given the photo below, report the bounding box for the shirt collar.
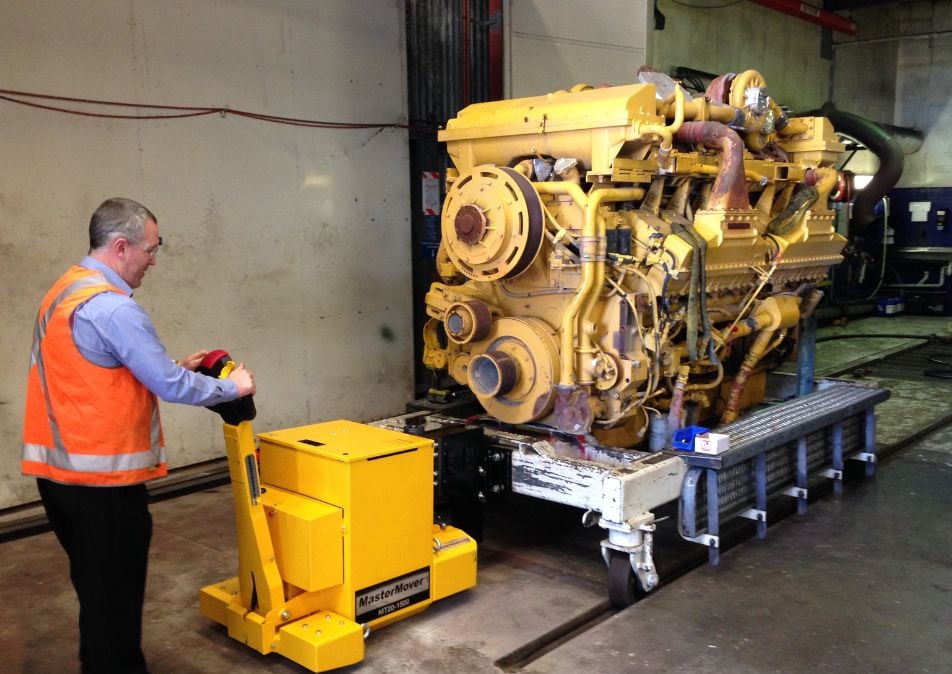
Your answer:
[80,256,133,296]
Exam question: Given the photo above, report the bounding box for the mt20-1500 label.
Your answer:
[355,568,430,623]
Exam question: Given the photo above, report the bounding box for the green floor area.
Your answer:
[803,315,952,452]
[813,314,952,377]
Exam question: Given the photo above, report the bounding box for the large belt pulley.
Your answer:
[441,166,545,281]
[465,317,560,425]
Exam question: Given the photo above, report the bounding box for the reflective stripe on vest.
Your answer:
[22,442,167,473]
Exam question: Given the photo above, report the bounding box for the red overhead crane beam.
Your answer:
[751,0,858,36]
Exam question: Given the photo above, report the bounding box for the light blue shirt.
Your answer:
[71,257,239,406]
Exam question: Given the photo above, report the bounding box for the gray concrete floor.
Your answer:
[2,316,951,673]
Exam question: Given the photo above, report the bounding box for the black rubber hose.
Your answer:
[674,222,701,361]
[820,103,904,235]
[673,222,719,364]
[682,223,719,365]
[768,186,819,236]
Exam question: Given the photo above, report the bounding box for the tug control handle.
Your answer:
[197,349,257,425]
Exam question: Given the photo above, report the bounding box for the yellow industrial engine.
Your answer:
[424,69,848,444]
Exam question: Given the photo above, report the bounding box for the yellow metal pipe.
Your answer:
[574,236,606,385]
[692,164,768,185]
[721,328,775,424]
[533,181,588,210]
[706,103,740,125]
[811,166,839,205]
[716,295,800,345]
[661,97,739,126]
[512,159,533,178]
[746,168,768,185]
[537,180,646,386]
[667,97,702,121]
[536,180,592,386]
[560,186,646,386]
[638,85,685,170]
[558,201,597,386]
[778,117,810,137]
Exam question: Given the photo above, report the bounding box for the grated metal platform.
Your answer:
[679,380,890,564]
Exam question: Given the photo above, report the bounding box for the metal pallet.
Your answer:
[678,380,890,564]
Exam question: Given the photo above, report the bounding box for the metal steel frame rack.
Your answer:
[374,379,889,605]
[678,380,889,565]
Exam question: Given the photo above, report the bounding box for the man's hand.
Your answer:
[228,363,257,397]
[177,350,210,371]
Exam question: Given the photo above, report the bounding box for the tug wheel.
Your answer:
[607,550,646,608]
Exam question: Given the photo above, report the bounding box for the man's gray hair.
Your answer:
[88,198,157,251]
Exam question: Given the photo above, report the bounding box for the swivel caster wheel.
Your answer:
[607,549,647,608]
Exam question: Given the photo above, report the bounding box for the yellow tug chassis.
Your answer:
[200,420,477,672]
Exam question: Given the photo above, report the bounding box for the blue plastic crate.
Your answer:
[672,425,710,451]
[875,297,905,316]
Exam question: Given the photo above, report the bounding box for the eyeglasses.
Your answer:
[142,236,163,256]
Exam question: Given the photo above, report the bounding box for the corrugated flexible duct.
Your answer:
[818,103,905,235]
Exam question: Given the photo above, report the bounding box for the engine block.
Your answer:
[424,70,848,446]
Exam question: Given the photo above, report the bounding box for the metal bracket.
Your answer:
[681,533,719,548]
[598,513,655,534]
[738,508,766,523]
[581,509,599,528]
[433,536,471,553]
[783,486,808,499]
[823,468,843,480]
[849,451,877,464]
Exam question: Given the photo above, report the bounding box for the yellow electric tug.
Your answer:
[197,356,477,671]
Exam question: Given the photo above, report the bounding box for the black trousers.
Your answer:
[37,478,152,674]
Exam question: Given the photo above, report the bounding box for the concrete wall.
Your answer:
[893,2,952,186]
[0,0,411,509]
[506,0,653,96]
[833,1,952,187]
[651,0,830,113]
[505,0,830,111]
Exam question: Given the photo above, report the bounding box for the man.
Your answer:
[22,197,256,673]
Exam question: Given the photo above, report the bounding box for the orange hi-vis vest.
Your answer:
[22,265,167,485]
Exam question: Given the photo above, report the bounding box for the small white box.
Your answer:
[694,432,730,455]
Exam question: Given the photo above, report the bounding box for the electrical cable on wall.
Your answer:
[863,197,890,301]
[0,87,413,131]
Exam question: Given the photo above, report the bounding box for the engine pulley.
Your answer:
[441,166,545,281]
[465,317,560,424]
[444,299,493,344]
